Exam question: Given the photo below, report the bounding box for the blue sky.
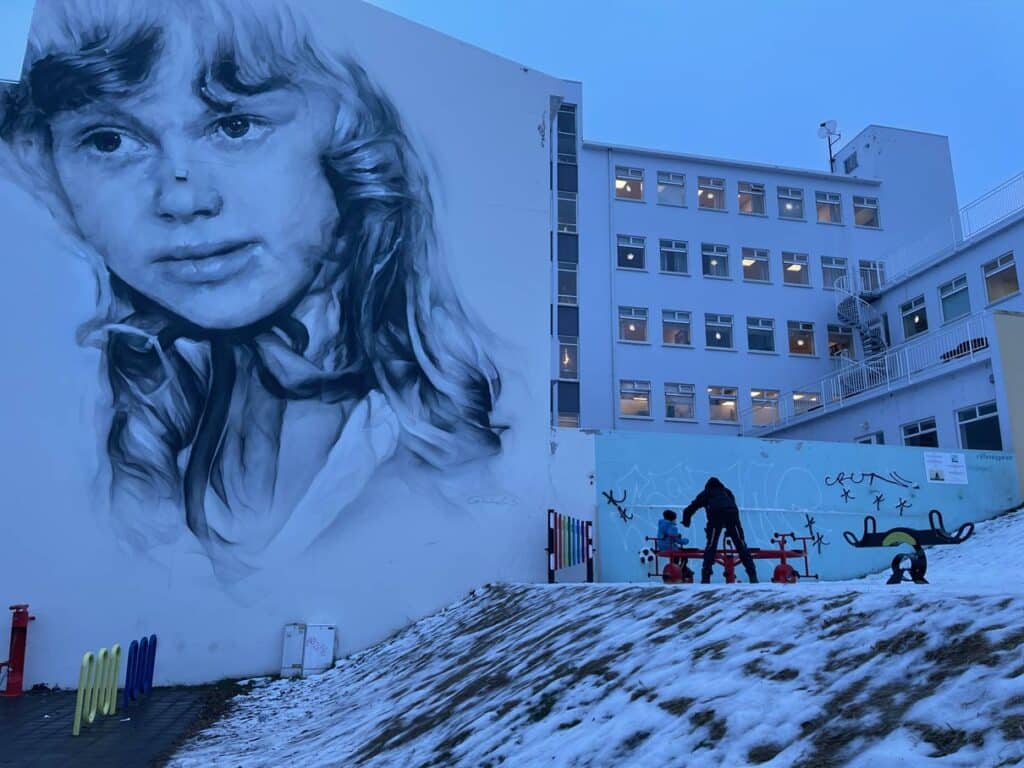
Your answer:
[3,1,1022,203]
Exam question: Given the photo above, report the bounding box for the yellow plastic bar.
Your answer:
[72,652,95,737]
[71,644,122,736]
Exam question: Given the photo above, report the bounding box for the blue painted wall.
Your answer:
[594,431,1019,582]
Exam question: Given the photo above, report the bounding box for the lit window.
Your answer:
[705,313,733,349]
[698,176,726,210]
[983,252,1019,304]
[787,321,815,355]
[902,417,938,448]
[853,196,880,228]
[659,239,688,274]
[662,310,692,346]
[657,171,686,206]
[558,335,578,380]
[843,152,858,174]
[742,248,770,282]
[557,104,577,163]
[783,252,810,286]
[708,385,738,422]
[856,431,884,445]
[939,275,970,322]
[701,243,729,278]
[751,389,780,426]
[555,380,580,427]
[615,166,644,201]
[665,382,696,420]
[747,317,775,352]
[738,182,766,215]
[778,186,804,219]
[557,260,577,306]
[815,191,842,224]
[792,391,821,416]
[859,260,886,292]
[900,296,929,339]
[618,306,648,342]
[557,191,577,234]
[620,379,651,417]
[828,324,854,358]
[957,402,1002,450]
[617,234,646,270]
[821,256,848,291]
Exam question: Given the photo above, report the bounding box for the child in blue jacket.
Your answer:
[656,509,687,552]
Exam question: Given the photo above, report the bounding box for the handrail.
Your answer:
[738,312,992,434]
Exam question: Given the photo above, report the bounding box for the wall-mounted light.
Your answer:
[742,258,756,267]
[787,264,803,272]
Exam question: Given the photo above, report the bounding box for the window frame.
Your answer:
[558,334,578,380]
[982,252,1020,304]
[859,259,886,292]
[856,431,885,445]
[956,401,1002,451]
[656,171,686,207]
[746,316,776,352]
[815,190,843,224]
[707,385,739,422]
[698,176,726,211]
[827,323,855,358]
[662,309,693,347]
[737,181,766,216]
[619,379,652,418]
[901,417,939,448]
[777,186,805,220]
[938,274,971,323]
[557,191,577,234]
[659,239,689,275]
[705,313,734,350]
[782,252,811,286]
[616,234,646,270]
[618,305,649,343]
[900,295,929,339]
[750,388,781,427]
[843,152,859,174]
[557,259,577,306]
[614,166,644,201]
[701,243,730,279]
[787,320,816,355]
[664,382,696,421]
[821,256,848,291]
[853,195,881,228]
[742,247,770,283]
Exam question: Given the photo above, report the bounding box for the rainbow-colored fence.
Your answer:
[546,509,595,583]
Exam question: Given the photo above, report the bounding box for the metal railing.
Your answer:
[738,312,992,434]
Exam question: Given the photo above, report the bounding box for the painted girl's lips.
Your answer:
[155,241,260,284]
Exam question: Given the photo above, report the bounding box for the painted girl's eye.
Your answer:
[218,116,252,139]
[90,131,123,153]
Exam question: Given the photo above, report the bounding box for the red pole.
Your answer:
[1,604,36,697]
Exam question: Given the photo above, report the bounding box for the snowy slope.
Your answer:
[170,510,1024,768]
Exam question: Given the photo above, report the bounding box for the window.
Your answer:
[558,305,578,336]
[665,383,696,420]
[792,391,821,416]
[821,256,848,291]
[657,171,686,206]
[701,243,729,278]
[983,252,1019,304]
[783,252,810,286]
[618,306,648,342]
[558,336,578,380]
[620,379,651,417]
[900,296,929,339]
[778,186,804,219]
[555,380,580,427]
[747,317,775,352]
[615,166,644,201]
[751,389,780,426]
[859,260,886,292]
[742,248,770,282]
[557,260,577,305]
[617,235,646,270]
[557,191,577,234]
[558,232,578,263]
[662,310,692,346]
[788,321,815,355]
[843,152,858,174]
[660,239,688,274]
[853,196,880,228]
[557,104,577,163]
[705,313,734,349]
[708,385,738,422]
[939,275,970,322]
[815,191,842,224]
[856,431,885,445]
[738,182,766,215]
[698,176,726,210]
[902,417,938,448]
[957,402,1002,450]
[828,324,854,358]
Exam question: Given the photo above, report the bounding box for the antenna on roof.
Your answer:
[818,120,841,173]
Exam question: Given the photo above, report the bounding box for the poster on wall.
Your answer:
[924,452,968,484]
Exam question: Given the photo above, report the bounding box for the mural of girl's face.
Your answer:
[47,24,341,330]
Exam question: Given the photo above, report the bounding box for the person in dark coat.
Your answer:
[682,477,758,584]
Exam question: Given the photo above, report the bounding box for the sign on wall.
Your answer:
[924,452,969,484]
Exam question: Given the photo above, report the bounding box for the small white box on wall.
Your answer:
[281,623,336,678]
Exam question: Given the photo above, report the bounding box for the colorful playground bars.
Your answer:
[547,509,595,583]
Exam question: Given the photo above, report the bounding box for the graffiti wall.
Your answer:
[0,0,568,685]
[595,431,1019,582]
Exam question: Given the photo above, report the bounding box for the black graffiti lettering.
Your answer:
[873,493,885,511]
[826,470,920,491]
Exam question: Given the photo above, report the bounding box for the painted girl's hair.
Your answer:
[2,0,503,547]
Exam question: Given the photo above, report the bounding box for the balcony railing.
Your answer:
[738,312,992,434]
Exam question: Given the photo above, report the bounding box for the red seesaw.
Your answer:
[645,531,819,584]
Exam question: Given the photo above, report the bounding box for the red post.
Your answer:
[1,604,36,697]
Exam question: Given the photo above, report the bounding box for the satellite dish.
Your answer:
[818,120,838,137]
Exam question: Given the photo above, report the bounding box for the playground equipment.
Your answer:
[843,509,974,584]
[72,645,121,736]
[123,634,158,707]
[644,530,819,584]
[1,604,35,697]
[547,509,595,583]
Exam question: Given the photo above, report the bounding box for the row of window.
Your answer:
[614,308,853,357]
[857,403,1002,451]
[897,252,1020,341]
[614,166,881,228]
[618,381,821,423]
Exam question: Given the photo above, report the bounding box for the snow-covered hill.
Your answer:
[170,509,1024,768]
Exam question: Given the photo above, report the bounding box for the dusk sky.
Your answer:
[3,1,1022,203]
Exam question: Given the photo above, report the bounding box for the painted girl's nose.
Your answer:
[155,166,223,222]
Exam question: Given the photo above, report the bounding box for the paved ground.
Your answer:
[0,684,237,768]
